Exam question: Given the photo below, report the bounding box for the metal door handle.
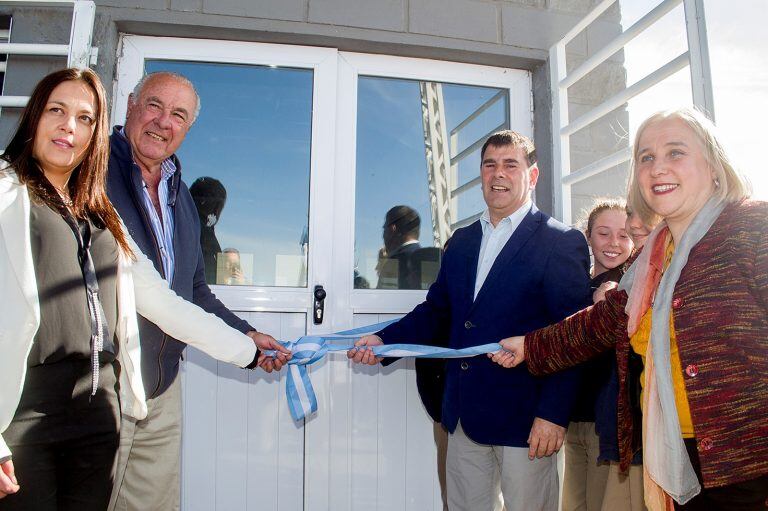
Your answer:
[313,285,327,325]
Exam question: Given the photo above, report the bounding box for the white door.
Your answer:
[113,37,531,511]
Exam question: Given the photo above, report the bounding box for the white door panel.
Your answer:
[181,312,305,511]
[305,313,443,511]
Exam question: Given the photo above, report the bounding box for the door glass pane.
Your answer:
[145,60,313,287]
[354,77,509,289]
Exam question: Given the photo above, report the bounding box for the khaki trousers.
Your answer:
[562,422,610,511]
[446,422,559,511]
[601,462,646,511]
[109,373,182,511]
[434,422,449,511]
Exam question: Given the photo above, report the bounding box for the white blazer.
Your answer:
[0,166,257,460]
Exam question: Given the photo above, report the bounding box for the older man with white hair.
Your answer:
[106,71,289,511]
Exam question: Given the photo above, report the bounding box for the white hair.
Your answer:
[131,71,201,122]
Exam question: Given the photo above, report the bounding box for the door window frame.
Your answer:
[331,52,532,328]
[112,36,339,319]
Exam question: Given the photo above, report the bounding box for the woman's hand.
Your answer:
[0,459,19,499]
[592,281,618,303]
[488,336,526,368]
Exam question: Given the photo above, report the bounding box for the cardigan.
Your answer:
[524,200,768,489]
[0,166,257,461]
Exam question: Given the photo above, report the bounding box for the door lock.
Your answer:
[313,285,327,325]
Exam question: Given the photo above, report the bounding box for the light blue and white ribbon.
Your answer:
[270,321,502,421]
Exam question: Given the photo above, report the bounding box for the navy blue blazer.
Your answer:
[378,204,592,447]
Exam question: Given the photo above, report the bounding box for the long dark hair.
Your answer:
[2,67,132,256]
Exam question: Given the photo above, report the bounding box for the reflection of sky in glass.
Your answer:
[145,60,312,287]
[354,77,507,288]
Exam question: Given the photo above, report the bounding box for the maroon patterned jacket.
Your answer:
[525,200,768,488]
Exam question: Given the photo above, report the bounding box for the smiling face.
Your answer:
[480,144,538,225]
[32,79,97,186]
[123,74,197,172]
[635,118,716,240]
[588,208,633,276]
[625,209,652,249]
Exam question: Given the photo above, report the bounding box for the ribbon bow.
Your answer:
[272,321,502,421]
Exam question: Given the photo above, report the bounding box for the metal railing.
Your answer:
[0,0,96,108]
[550,0,714,224]
[448,90,508,230]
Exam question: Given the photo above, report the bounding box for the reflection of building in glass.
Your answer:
[420,81,510,236]
[354,79,506,288]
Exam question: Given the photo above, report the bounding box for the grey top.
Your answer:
[27,195,118,366]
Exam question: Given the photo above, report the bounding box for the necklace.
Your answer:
[53,185,73,207]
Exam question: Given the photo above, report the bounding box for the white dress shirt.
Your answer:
[474,200,532,299]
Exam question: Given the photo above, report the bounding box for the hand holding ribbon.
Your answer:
[487,336,525,368]
[263,321,504,422]
[346,334,384,365]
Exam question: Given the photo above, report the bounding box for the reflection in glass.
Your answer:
[376,205,442,290]
[145,60,313,287]
[189,176,227,284]
[354,77,509,289]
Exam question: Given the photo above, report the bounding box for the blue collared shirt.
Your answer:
[119,128,176,284]
[474,200,531,299]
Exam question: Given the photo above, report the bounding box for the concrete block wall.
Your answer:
[1,0,629,219]
[0,7,70,143]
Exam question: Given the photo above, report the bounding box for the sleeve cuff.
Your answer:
[245,349,260,370]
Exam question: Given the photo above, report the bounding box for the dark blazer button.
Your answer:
[464,321,473,329]
[685,364,698,377]
[699,437,714,451]
[672,297,683,309]
[461,362,469,370]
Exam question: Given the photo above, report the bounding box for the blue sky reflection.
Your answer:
[145,60,313,287]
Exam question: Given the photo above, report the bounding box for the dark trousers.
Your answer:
[674,439,768,511]
[0,360,120,511]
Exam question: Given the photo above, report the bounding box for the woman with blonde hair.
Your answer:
[492,107,767,510]
[0,68,283,510]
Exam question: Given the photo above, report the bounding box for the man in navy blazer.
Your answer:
[349,130,591,511]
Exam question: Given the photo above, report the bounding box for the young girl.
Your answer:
[563,199,634,511]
